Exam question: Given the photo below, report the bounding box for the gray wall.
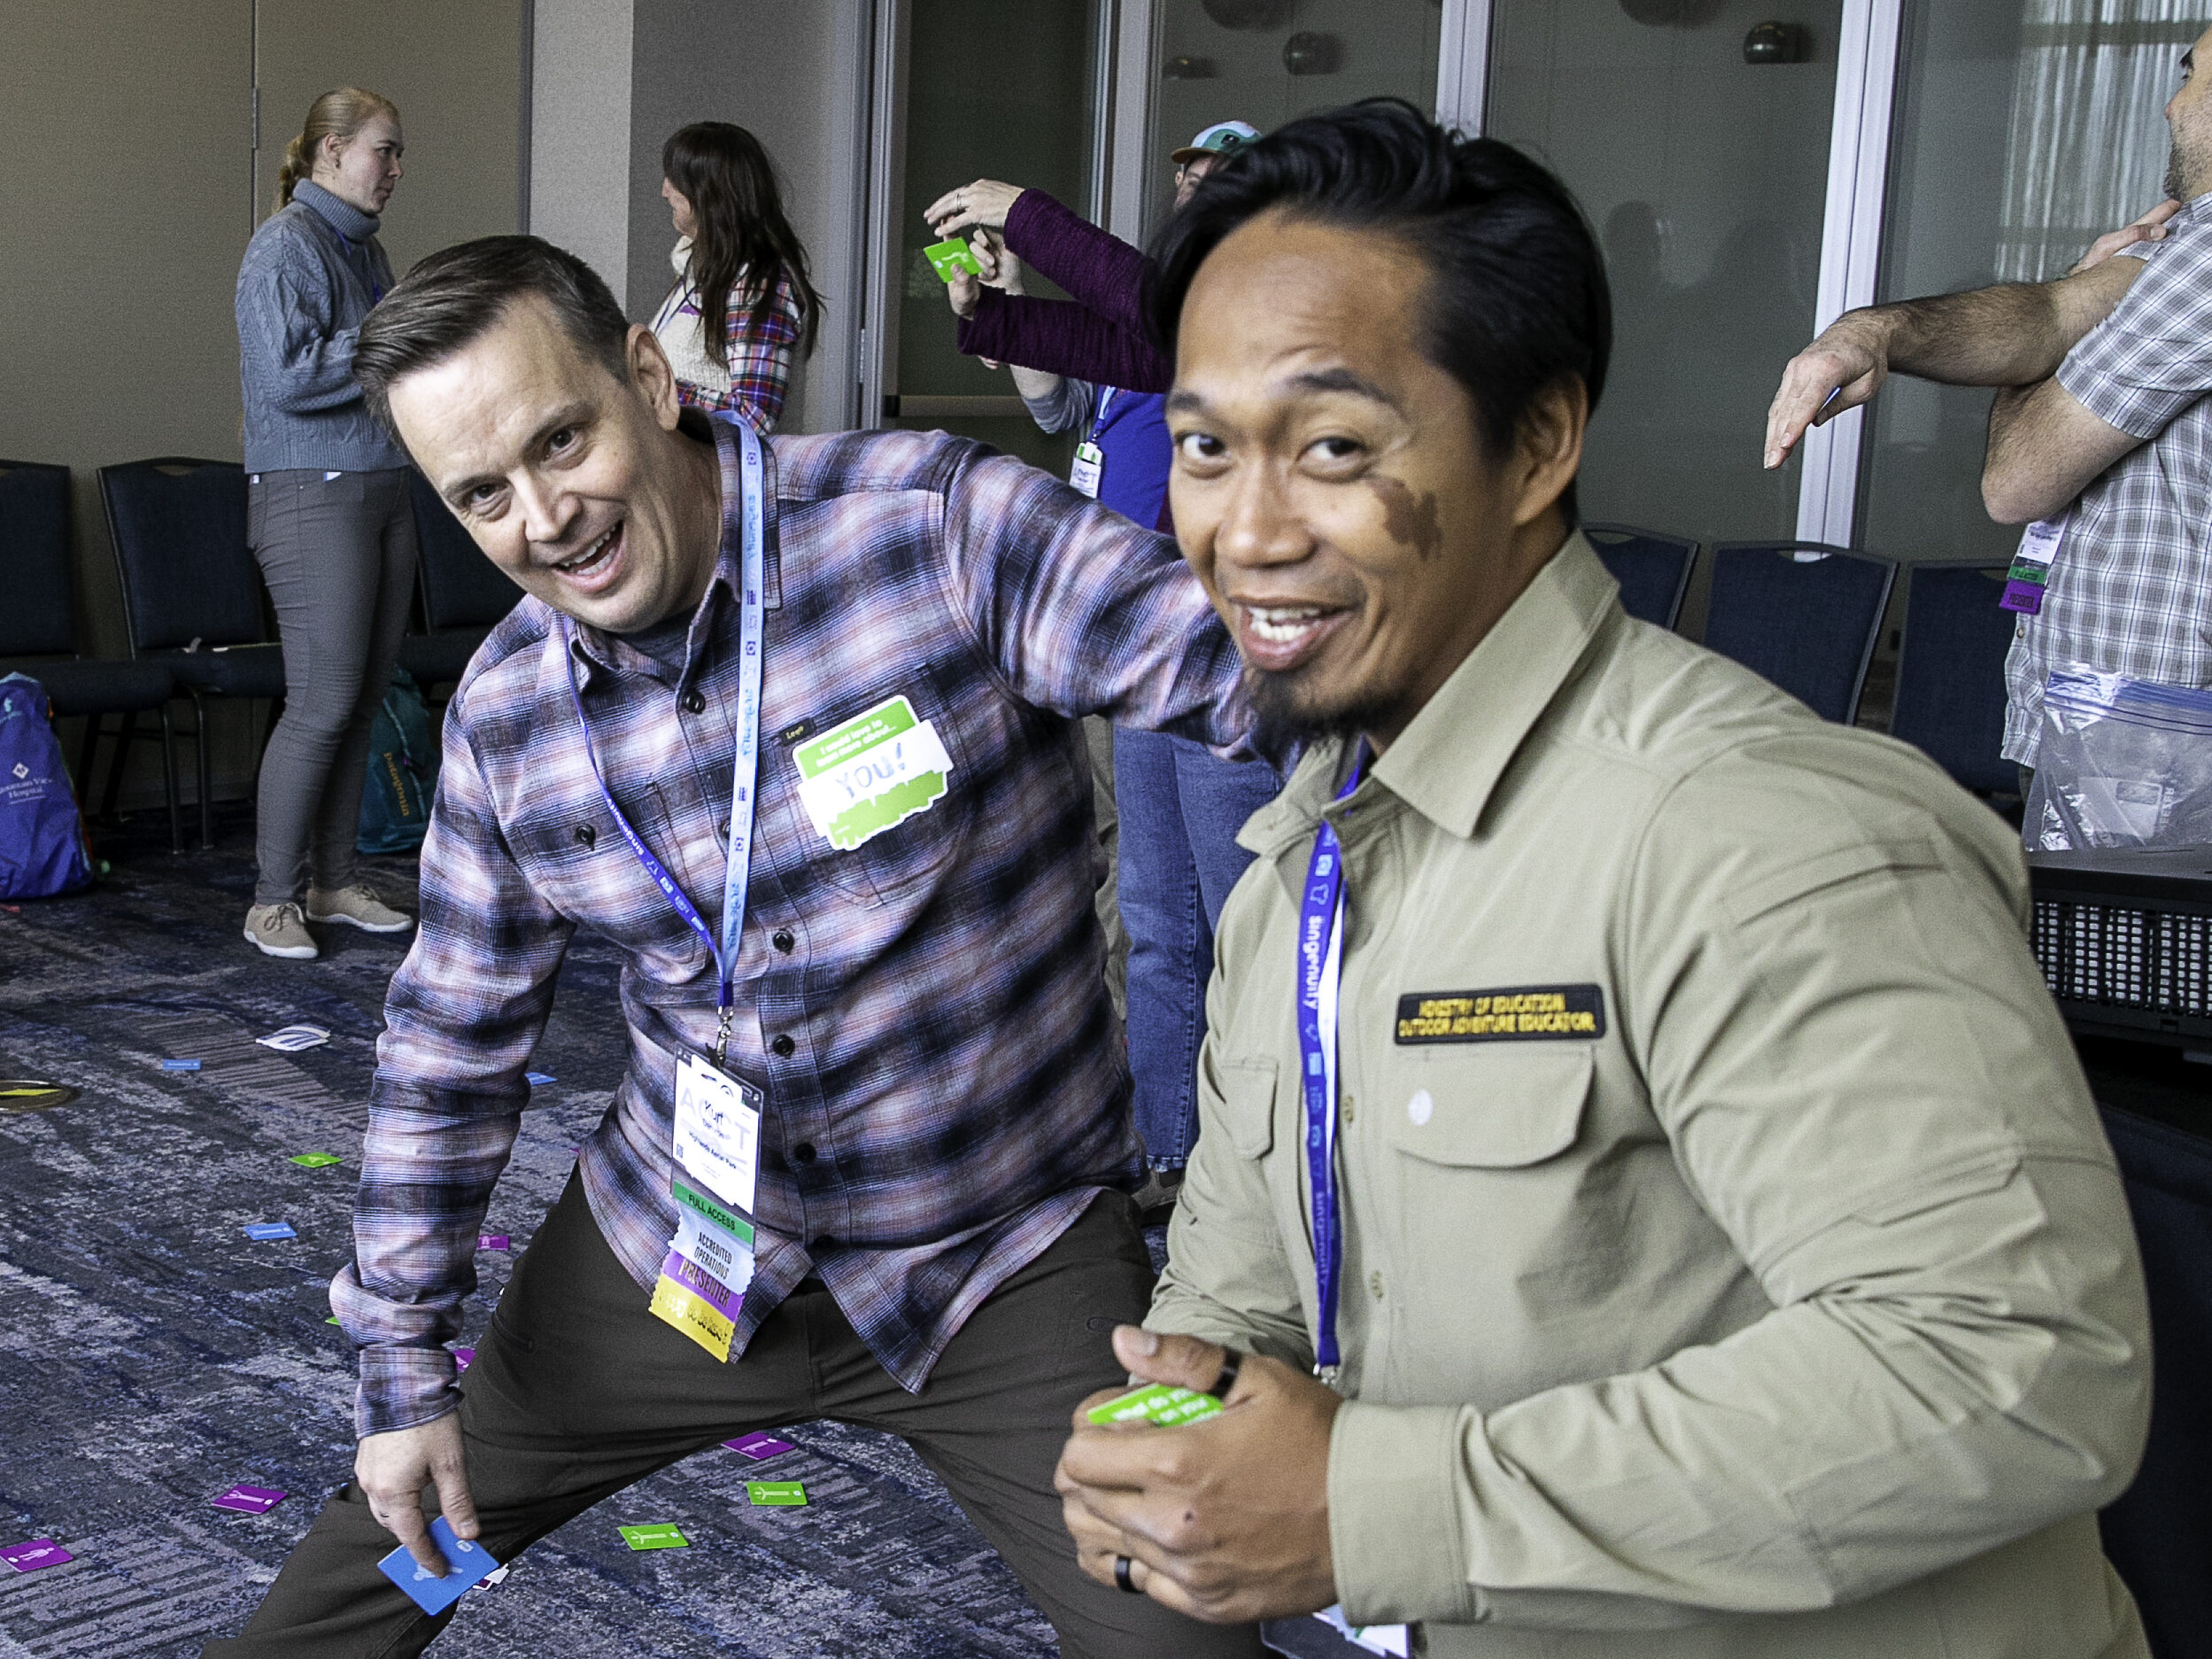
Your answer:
[530,0,636,301]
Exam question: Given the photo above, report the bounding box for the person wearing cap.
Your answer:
[924,122,1276,1223]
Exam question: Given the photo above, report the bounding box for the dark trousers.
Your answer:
[203,1177,1263,1658]
[248,467,419,905]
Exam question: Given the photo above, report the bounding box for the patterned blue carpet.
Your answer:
[0,806,1066,1657]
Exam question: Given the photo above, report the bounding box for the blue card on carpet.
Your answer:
[376,1517,499,1615]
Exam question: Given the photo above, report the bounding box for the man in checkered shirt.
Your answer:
[1766,23,2212,774]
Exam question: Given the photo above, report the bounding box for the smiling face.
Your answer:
[1168,212,1585,753]
[385,296,723,634]
[321,112,404,215]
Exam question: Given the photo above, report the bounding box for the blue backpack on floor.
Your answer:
[0,674,95,900]
[357,668,442,856]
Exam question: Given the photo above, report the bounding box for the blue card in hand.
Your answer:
[375,1516,499,1616]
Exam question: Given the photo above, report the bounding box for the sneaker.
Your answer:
[306,883,414,934]
[244,902,320,960]
[1133,1166,1186,1223]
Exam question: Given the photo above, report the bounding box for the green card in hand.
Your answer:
[924,238,983,282]
[1087,1384,1224,1429]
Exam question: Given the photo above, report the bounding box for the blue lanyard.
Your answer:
[1295,745,1365,1376]
[1088,385,1116,442]
[332,229,384,306]
[562,421,767,1067]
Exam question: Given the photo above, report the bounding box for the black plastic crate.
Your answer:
[2029,849,2212,1047]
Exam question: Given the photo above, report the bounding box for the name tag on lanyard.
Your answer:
[562,419,770,1362]
[2001,512,2069,615]
[1070,386,1114,499]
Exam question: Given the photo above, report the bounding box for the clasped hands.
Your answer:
[1055,1324,1344,1624]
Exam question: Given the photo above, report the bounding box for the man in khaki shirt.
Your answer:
[1054,102,2153,1657]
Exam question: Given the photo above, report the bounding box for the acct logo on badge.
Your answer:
[792,694,954,851]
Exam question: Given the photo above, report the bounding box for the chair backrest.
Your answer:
[0,459,74,657]
[409,469,522,632]
[1888,561,2018,796]
[1582,523,1698,630]
[97,457,259,652]
[1703,541,1898,725]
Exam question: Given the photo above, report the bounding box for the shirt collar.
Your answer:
[293,179,381,243]
[1238,530,1617,855]
[566,414,780,687]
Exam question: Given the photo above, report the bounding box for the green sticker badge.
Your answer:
[792,694,955,852]
[924,238,983,282]
[746,1481,808,1507]
[290,1153,343,1168]
[1085,1384,1224,1429]
[619,1523,689,1551]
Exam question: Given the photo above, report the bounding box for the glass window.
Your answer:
[1859,0,2211,563]
[1145,0,1442,234]
[1485,0,1846,547]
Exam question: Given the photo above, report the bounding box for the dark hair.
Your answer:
[355,235,631,430]
[663,122,824,366]
[1149,98,1611,513]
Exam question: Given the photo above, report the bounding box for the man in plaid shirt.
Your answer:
[1765,25,2212,772]
[205,236,1268,1658]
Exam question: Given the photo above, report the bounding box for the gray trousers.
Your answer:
[248,469,419,904]
[202,1177,1265,1659]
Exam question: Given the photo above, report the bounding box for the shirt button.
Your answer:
[573,824,596,849]
[771,929,795,953]
[770,1034,796,1058]
[681,689,707,715]
[793,1141,816,1164]
[1369,1269,1385,1300]
[813,1235,837,1251]
[1342,1094,1356,1124]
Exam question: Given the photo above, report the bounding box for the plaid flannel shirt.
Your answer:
[2006,192,2212,764]
[332,416,1253,1435]
[665,267,803,432]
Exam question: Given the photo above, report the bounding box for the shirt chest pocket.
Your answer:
[511,797,711,981]
[1377,1045,1592,1169]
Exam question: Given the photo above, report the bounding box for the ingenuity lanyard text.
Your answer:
[561,419,767,1066]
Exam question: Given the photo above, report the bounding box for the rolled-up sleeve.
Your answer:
[2058,231,2212,441]
[1325,742,2150,1628]
[329,706,576,1437]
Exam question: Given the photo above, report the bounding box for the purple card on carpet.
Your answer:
[212,1485,287,1514]
[723,1431,795,1461]
[478,1234,510,1252]
[452,1346,475,1372]
[2,1539,72,1572]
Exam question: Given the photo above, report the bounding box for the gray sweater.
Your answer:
[235,181,409,474]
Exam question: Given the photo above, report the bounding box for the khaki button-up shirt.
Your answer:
[1152,534,2152,1658]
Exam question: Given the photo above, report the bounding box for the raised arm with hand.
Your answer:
[1762,256,2146,469]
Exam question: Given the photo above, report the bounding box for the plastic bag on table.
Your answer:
[2024,667,2212,851]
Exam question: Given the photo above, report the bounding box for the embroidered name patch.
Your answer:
[1396,985,1605,1043]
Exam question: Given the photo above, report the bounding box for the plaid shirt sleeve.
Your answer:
[700,268,802,432]
[935,445,1256,757]
[2058,233,2212,442]
[329,689,577,1437]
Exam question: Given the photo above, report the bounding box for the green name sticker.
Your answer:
[792,694,955,852]
[290,1153,343,1168]
[924,237,983,282]
[1086,1384,1224,1429]
[619,1523,689,1551]
[746,1481,808,1507]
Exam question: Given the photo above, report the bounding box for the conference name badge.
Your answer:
[649,1051,763,1361]
[792,694,954,851]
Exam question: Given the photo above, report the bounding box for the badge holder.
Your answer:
[2001,514,2068,616]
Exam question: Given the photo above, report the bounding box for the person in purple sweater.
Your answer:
[926,124,1279,1217]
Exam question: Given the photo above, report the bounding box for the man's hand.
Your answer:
[2069,198,2181,275]
[1763,310,1894,470]
[356,1413,479,1575]
[925,179,1026,239]
[1055,1327,1342,1624]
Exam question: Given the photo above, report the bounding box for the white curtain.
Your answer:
[1998,0,2212,281]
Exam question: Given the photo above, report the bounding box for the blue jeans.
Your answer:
[1113,729,1282,1170]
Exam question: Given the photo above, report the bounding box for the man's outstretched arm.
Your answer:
[1763,241,2154,470]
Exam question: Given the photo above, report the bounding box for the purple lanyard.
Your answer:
[561,422,766,1065]
[1295,746,1365,1376]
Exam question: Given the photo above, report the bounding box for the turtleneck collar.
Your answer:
[294,178,382,244]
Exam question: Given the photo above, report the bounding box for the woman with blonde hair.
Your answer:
[651,121,822,430]
[233,87,420,960]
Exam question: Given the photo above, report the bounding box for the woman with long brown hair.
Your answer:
[650,121,822,430]
[233,86,419,960]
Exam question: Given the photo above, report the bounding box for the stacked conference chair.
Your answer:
[1702,540,1898,725]
[0,458,184,852]
[1885,560,2020,800]
[1583,522,1698,631]
[97,457,287,850]
[397,468,522,698]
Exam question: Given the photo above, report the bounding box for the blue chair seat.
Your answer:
[1703,542,1898,725]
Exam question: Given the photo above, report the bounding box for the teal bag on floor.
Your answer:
[358,668,440,855]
